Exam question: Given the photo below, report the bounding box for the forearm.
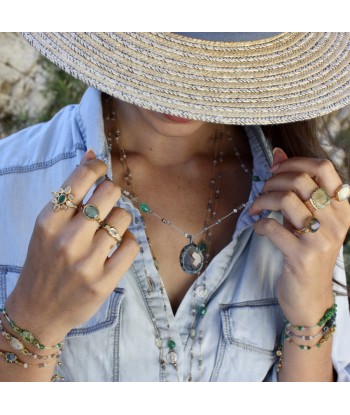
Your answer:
[277,338,333,382]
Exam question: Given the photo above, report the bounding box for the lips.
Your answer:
[163,114,191,123]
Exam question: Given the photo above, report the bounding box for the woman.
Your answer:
[0,32,349,382]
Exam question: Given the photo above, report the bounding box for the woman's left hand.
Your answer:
[249,148,350,326]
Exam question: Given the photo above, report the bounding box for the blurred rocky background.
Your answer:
[0,32,349,290]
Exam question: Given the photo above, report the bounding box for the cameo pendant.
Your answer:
[179,238,205,275]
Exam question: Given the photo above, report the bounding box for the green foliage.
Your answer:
[37,57,86,122]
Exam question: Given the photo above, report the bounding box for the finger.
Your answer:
[254,218,300,257]
[271,157,342,195]
[103,230,140,283]
[90,207,132,258]
[42,150,108,223]
[262,172,319,201]
[249,191,312,229]
[73,179,122,239]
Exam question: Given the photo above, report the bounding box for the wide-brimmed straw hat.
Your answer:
[22,32,350,125]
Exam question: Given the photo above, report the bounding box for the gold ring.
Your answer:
[82,204,103,225]
[52,186,78,211]
[305,188,330,211]
[102,223,122,243]
[294,216,321,235]
[333,184,350,202]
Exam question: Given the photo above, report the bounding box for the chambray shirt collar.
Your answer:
[76,87,110,167]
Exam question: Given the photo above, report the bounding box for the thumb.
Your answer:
[271,147,288,172]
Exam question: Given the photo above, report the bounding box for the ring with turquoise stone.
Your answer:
[51,186,78,211]
[82,204,103,225]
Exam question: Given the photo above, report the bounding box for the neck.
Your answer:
[113,98,218,166]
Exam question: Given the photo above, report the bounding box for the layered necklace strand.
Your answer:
[103,93,249,381]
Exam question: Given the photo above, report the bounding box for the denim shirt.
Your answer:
[1,88,349,382]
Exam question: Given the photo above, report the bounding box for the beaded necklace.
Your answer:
[102,93,251,381]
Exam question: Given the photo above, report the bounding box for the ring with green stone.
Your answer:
[305,187,330,211]
[51,186,78,211]
[82,204,103,225]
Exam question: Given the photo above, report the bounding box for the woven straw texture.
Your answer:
[22,32,350,125]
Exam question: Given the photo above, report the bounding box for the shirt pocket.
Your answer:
[60,287,125,382]
[0,265,22,308]
[212,298,284,382]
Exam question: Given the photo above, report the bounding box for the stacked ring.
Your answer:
[52,186,78,211]
[82,204,103,225]
[294,216,321,235]
[305,188,330,211]
[102,223,122,243]
[333,184,350,202]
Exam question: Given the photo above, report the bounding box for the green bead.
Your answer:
[199,306,207,317]
[299,345,305,350]
[140,203,151,213]
[252,175,261,182]
[58,194,67,204]
[167,339,176,349]
[198,242,207,252]
[22,330,35,343]
[297,326,303,331]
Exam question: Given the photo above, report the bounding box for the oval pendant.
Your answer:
[179,243,204,275]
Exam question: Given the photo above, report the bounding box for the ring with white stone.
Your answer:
[102,223,122,243]
[333,184,350,202]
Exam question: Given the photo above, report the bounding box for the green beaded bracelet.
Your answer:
[284,303,337,331]
[1,308,63,351]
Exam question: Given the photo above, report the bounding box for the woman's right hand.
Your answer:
[4,149,139,346]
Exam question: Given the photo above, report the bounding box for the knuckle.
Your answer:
[316,159,334,175]
[101,179,121,199]
[116,208,133,226]
[293,172,311,189]
[258,218,277,233]
[35,212,52,236]
[77,160,107,182]
[280,191,297,209]
[54,236,76,262]
[123,233,140,256]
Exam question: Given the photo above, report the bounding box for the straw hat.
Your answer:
[22,32,350,125]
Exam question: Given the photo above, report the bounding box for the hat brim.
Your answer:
[22,32,350,125]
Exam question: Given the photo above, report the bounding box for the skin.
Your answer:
[1,101,349,381]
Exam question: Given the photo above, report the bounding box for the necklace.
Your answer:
[102,93,252,381]
[103,95,246,275]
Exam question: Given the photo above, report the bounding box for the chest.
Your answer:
[112,153,252,312]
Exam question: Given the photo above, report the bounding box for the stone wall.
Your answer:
[0,32,51,138]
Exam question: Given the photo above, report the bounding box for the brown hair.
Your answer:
[262,119,349,296]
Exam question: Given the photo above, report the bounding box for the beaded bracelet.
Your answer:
[1,325,61,361]
[285,325,336,351]
[1,308,63,350]
[285,303,337,332]
[277,303,337,372]
[0,350,57,369]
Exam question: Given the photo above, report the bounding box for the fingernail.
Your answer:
[80,148,96,164]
